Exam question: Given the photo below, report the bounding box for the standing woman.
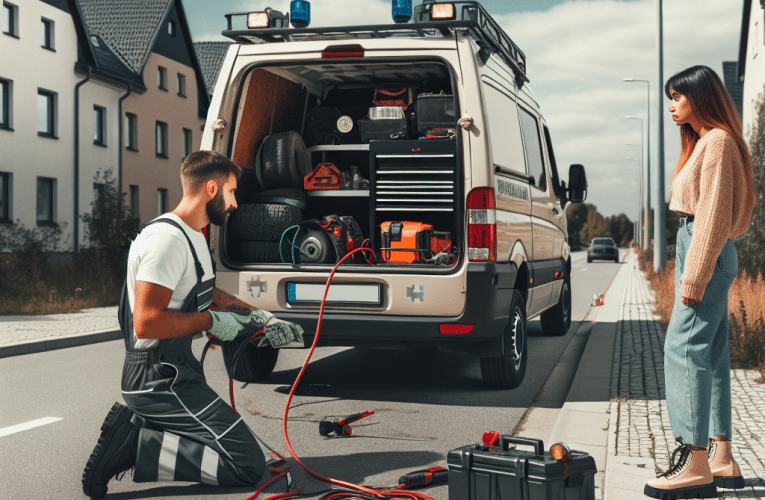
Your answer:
[644,66,755,499]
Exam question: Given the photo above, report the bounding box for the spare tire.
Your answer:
[228,203,301,241]
[230,240,282,263]
[249,188,307,211]
[260,131,312,189]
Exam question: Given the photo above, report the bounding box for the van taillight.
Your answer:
[467,187,496,262]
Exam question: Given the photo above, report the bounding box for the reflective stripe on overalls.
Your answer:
[118,218,265,486]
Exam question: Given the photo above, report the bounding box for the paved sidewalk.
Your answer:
[603,250,765,499]
[0,306,120,357]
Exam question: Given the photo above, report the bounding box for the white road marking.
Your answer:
[0,417,63,438]
[580,268,588,272]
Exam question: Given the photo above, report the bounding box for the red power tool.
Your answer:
[319,410,375,436]
[398,467,449,489]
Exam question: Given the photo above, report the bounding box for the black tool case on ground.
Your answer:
[447,436,596,500]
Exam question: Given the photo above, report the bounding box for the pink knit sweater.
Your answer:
[669,128,755,301]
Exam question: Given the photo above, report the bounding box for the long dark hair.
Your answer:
[664,65,750,181]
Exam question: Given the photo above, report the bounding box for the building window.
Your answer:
[182,128,192,159]
[0,78,11,129]
[157,188,168,216]
[125,112,137,150]
[0,172,10,223]
[93,182,105,205]
[168,20,176,36]
[37,89,56,137]
[36,177,55,224]
[3,2,18,38]
[155,121,168,157]
[130,185,140,219]
[157,66,167,90]
[177,73,186,97]
[93,105,106,146]
[41,18,54,49]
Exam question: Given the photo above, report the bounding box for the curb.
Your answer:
[0,328,122,358]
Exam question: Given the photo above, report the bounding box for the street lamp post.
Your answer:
[626,144,643,247]
[626,116,647,249]
[623,79,651,254]
[655,0,667,271]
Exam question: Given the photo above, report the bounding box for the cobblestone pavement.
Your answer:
[610,252,765,498]
[0,306,119,346]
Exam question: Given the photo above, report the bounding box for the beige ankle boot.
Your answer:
[644,439,717,499]
[708,437,745,489]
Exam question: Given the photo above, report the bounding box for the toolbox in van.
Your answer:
[414,92,456,137]
[447,436,597,500]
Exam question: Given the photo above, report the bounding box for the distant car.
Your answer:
[587,237,619,263]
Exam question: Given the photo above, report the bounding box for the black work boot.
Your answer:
[82,402,139,499]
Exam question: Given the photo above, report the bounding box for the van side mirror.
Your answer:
[568,164,588,203]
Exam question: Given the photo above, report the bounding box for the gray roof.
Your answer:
[77,0,173,74]
[722,61,743,121]
[194,41,231,96]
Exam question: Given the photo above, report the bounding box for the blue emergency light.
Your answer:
[290,0,310,28]
[392,0,412,23]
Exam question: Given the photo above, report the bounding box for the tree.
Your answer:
[566,202,592,249]
[607,213,634,247]
[736,86,765,280]
[80,169,140,281]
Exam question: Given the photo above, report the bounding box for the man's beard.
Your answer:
[206,190,231,226]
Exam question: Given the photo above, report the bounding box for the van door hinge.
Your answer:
[457,115,473,130]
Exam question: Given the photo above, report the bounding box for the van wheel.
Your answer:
[540,277,571,336]
[222,342,279,383]
[228,203,302,241]
[480,289,528,389]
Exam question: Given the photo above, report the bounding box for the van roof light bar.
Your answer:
[221,0,528,86]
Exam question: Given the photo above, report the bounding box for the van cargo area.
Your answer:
[221,61,462,274]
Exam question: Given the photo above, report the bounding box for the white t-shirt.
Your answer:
[127,213,215,349]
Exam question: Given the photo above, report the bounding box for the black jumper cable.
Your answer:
[202,246,443,500]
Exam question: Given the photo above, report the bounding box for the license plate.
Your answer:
[286,282,382,305]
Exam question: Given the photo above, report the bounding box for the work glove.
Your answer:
[236,309,304,348]
[207,310,249,341]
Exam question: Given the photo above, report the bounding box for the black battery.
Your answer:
[413,93,455,136]
[447,436,596,500]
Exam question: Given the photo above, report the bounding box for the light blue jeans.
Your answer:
[664,220,737,447]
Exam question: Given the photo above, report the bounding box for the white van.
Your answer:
[201,0,588,388]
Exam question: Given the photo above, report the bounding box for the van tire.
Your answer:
[540,277,571,336]
[228,203,302,241]
[222,342,279,383]
[232,241,282,263]
[261,131,311,189]
[480,289,528,389]
[250,188,308,210]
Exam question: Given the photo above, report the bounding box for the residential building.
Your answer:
[722,61,744,121]
[738,0,765,143]
[194,41,231,99]
[0,0,207,253]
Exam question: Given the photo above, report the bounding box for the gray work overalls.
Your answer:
[118,218,265,486]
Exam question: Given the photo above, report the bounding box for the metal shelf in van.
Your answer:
[307,144,370,152]
[305,190,370,197]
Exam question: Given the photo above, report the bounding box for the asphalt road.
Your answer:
[0,250,624,500]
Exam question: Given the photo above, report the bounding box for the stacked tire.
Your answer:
[227,190,306,263]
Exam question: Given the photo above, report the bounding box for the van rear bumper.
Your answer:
[272,262,517,356]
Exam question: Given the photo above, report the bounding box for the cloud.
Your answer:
[497,0,742,217]
[188,0,743,218]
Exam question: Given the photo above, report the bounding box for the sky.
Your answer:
[183,0,746,219]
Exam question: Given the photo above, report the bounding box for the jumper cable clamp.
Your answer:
[319,410,375,436]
